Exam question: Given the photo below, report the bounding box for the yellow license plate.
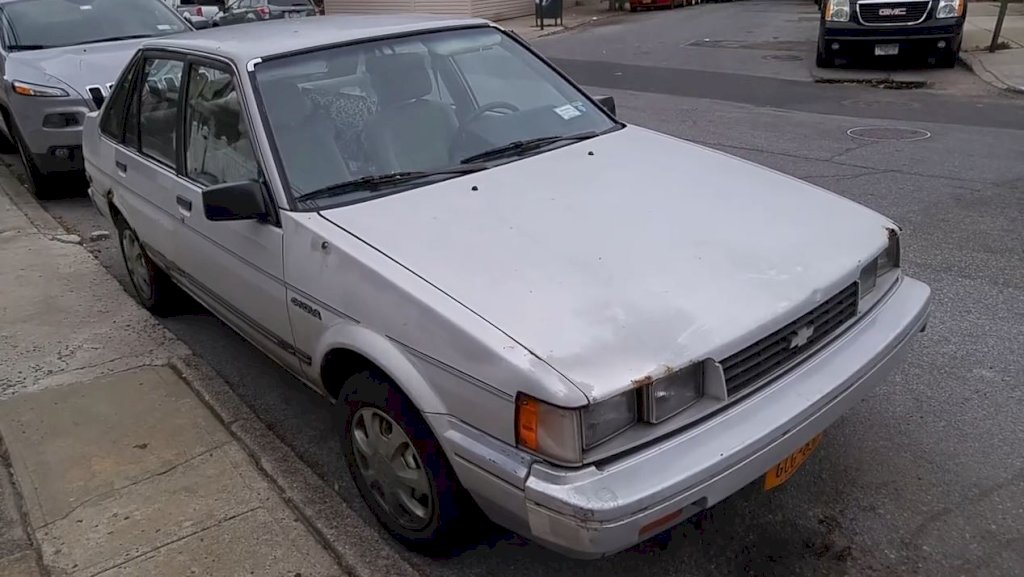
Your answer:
[764,433,824,490]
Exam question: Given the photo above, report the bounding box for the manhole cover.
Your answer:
[763,54,804,61]
[841,98,921,109]
[847,126,931,142]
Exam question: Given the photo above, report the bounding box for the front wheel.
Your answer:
[936,49,959,68]
[12,123,54,199]
[339,371,475,554]
[816,40,835,68]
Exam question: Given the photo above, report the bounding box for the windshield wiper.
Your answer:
[295,166,484,204]
[6,44,50,51]
[73,34,155,46]
[459,131,599,165]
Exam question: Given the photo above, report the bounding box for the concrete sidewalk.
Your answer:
[0,182,343,575]
[961,1,1024,92]
[497,0,631,41]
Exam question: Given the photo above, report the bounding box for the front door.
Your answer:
[172,58,300,374]
[116,55,187,271]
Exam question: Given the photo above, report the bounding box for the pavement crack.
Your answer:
[81,505,262,577]
[37,440,233,530]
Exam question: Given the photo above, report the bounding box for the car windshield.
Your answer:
[253,27,618,206]
[0,0,188,51]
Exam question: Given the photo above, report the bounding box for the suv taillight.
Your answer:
[195,6,203,16]
[256,6,270,16]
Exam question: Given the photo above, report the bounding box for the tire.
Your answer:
[338,370,475,555]
[629,5,638,11]
[114,215,180,316]
[937,49,958,68]
[11,122,55,199]
[816,42,835,68]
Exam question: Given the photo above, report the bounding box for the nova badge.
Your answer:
[788,325,815,349]
[290,297,322,321]
[878,7,908,15]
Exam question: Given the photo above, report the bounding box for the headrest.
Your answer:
[259,79,312,126]
[365,52,433,107]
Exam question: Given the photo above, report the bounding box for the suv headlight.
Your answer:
[936,0,965,18]
[12,80,69,98]
[859,230,901,298]
[826,0,851,21]
[517,390,637,464]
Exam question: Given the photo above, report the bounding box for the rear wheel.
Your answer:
[339,370,475,555]
[114,215,180,316]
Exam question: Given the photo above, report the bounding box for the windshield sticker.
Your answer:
[156,24,172,30]
[570,101,587,112]
[79,4,93,8]
[553,104,581,120]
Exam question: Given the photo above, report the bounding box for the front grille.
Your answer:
[721,283,859,395]
[858,1,931,25]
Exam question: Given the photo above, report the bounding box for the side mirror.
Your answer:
[594,95,616,117]
[191,18,211,29]
[203,180,268,222]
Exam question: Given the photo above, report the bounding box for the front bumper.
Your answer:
[821,19,964,52]
[9,94,90,174]
[433,275,930,558]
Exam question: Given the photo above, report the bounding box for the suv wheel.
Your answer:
[115,216,179,315]
[339,370,474,554]
[11,123,54,199]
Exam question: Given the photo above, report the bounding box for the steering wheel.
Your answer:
[462,101,521,127]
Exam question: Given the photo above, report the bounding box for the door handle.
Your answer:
[115,160,127,174]
[176,195,192,215]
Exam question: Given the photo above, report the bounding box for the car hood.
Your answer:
[5,40,145,104]
[319,126,894,401]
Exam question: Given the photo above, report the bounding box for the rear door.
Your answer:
[171,57,299,373]
[110,53,186,270]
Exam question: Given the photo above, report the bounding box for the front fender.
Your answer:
[311,320,447,415]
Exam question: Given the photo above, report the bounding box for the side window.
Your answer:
[99,59,138,142]
[184,64,259,187]
[139,58,184,166]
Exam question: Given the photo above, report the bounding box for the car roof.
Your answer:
[143,14,492,64]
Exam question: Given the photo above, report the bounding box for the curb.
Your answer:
[0,169,420,577]
[0,434,46,577]
[169,356,420,577]
[959,51,1024,94]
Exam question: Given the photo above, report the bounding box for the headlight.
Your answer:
[859,230,901,298]
[642,364,702,423]
[936,0,964,18]
[12,80,69,98]
[516,390,637,463]
[826,0,851,21]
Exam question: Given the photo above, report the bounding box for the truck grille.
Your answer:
[857,1,931,25]
[721,283,859,395]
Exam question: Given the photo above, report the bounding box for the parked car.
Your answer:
[212,0,315,26]
[0,0,191,198]
[83,15,931,558]
[167,0,222,29]
[817,0,966,67]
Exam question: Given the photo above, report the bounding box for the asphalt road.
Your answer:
[25,1,1024,575]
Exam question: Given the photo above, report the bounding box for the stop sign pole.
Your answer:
[990,0,1010,52]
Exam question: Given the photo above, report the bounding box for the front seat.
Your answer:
[260,80,349,197]
[363,52,458,173]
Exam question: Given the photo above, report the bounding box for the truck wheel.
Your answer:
[114,215,180,316]
[937,49,959,68]
[339,370,475,554]
[816,43,835,68]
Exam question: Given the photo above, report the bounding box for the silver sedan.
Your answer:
[82,14,930,559]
